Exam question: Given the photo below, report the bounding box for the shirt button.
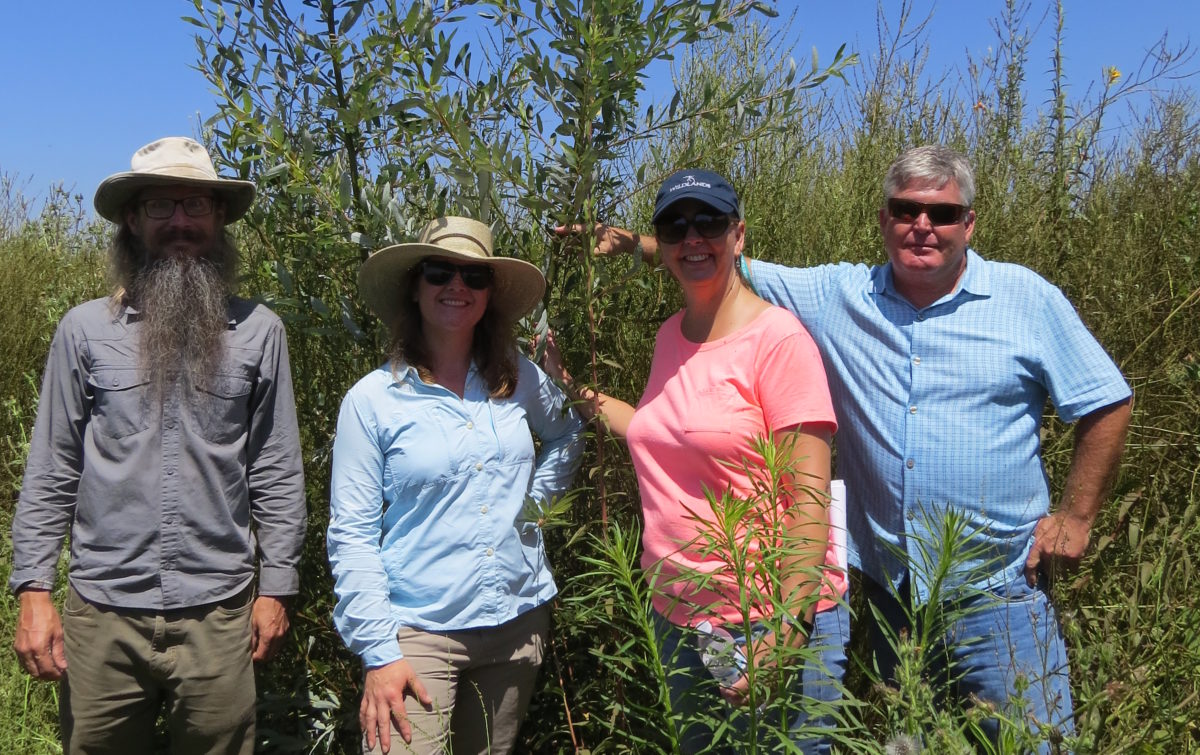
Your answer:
[906,459,915,469]
[913,356,921,365]
[909,405,917,414]
[474,462,484,472]
[907,510,915,521]
[916,313,925,321]
[481,505,489,514]
[111,378,119,386]
[466,421,474,430]
[167,468,175,475]
[486,547,494,557]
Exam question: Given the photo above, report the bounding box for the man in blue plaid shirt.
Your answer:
[586,145,1132,750]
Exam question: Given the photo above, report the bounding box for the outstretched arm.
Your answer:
[539,330,636,438]
[554,223,658,265]
[1024,398,1132,585]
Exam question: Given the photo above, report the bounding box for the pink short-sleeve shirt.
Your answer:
[626,306,845,627]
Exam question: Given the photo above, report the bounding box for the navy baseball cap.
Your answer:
[651,169,740,222]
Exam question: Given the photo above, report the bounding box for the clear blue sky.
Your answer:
[1,0,1194,217]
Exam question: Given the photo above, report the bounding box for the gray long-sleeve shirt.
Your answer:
[10,296,306,609]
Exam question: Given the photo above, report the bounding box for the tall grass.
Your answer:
[1,2,1198,752]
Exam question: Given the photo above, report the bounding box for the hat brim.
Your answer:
[651,190,739,222]
[358,242,546,328]
[94,173,256,223]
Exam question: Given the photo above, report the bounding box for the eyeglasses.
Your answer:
[886,199,969,226]
[653,212,733,244]
[419,259,494,290]
[140,196,216,219]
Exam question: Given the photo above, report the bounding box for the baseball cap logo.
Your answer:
[669,174,713,192]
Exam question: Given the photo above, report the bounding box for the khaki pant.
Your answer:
[60,585,256,755]
[367,604,549,755]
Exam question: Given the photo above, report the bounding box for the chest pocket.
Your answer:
[87,368,151,439]
[193,373,254,444]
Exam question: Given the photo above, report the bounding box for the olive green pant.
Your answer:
[366,604,549,755]
[59,584,256,755]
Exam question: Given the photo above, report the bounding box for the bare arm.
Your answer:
[723,426,832,707]
[553,223,657,265]
[539,330,636,438]
[1024,398,1132,585]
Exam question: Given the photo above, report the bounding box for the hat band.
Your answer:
[424,231,490,257]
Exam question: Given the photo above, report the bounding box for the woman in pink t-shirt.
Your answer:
[549,169,848,754]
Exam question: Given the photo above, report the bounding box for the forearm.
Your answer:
[776,428,833,627]
[567,382,636,438]
[247,324,307,595]
[526,361,586,502]
[248,477,306,595]
[632,231,657,265]
[1058,399,1132,523]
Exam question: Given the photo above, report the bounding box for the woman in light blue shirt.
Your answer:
[328,216,583,755]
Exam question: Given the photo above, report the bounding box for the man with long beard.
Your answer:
[10,136,306,754]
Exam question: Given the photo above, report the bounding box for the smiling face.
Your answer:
[415,256,490,340]
[879,178,976,308]
[655,198,745,292]
[125,184,225,262]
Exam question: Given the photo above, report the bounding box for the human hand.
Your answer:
[251,595,290,662]
[552,223,637,257]
[1024,511,1093,586]
[537,330,572,386]
[13,589,68,681]
[361,659,433,752]
[716,625,804,707]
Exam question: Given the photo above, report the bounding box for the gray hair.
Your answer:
[883,145,976,207]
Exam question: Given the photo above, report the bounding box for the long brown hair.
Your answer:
[387,265,519,398]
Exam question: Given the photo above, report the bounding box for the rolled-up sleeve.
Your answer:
[10,315,90,593]
[246,319,307,596]
[327,389,402,668]
[517,357,584,506]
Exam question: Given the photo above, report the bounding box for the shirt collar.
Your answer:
[388,360,481,390]
[873,247,991,308]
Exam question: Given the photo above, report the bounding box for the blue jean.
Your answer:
[652,600,850,755]
[864,573,1074,752]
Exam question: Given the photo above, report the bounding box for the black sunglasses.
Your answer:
[886,199,969,226]
[419,259,494,290]
[140,196,215,219]
[654,212,733,245]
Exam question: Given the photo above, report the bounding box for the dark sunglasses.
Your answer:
[419,259,494,290]
[886,199,969,226]
[654,212,733,244]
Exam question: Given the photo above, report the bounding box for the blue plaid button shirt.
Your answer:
[748,250,1130,600]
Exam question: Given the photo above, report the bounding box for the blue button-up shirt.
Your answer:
[749,250,1130,600]
[327,356,583,668]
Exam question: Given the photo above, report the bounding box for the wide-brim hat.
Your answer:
[358,216,546,327]
[652,168,740,222]
[94,137,256,223]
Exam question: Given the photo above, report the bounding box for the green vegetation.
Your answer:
[2,0,1198,751]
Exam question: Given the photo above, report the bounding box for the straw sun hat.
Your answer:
[358,216,546,327]
[94,136,256,223]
